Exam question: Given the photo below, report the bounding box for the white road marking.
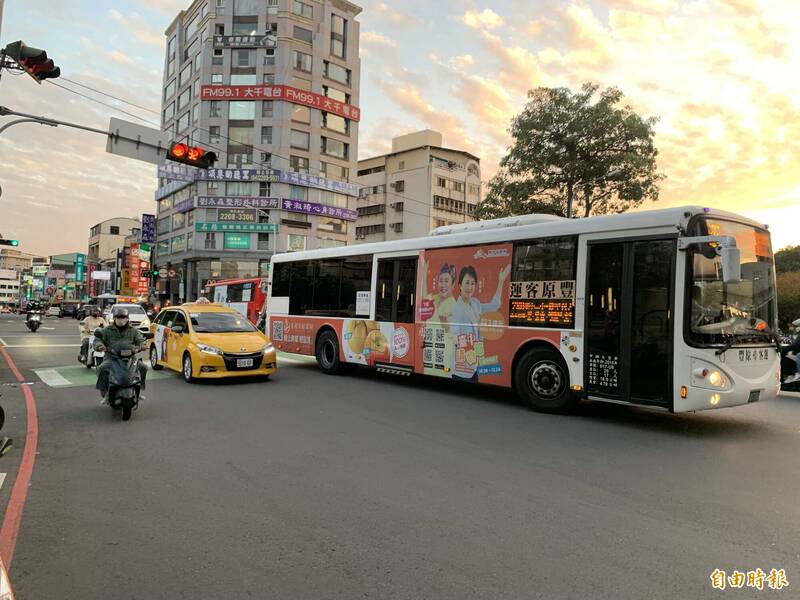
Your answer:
[2,344,81,348]
[41,327,55,330]
[0,337,6,347]
[277,354,316,364]
[0,473,5,489]
[33,369,72,387]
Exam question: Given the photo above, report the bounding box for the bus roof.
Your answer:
[272,205,768,263]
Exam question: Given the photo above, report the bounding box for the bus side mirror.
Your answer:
[721,246,741,284]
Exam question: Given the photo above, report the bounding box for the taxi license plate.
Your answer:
[237,358,254,368]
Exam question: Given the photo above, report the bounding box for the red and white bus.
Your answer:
[204,277,268,324]
[267,206,780,413]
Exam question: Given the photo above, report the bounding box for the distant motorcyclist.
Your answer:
[25,300,43,321]
[79,307,107,364]
[94,307,146,401]
[784,318,800,384]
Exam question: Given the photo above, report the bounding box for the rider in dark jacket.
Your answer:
[94,307,146,399]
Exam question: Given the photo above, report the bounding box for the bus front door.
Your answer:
[585,239,675,408]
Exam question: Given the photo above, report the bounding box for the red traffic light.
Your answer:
[3,41,60,83]
[166,142,216,169]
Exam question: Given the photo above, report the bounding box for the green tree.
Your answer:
[476,83,664,220]
[775,245,800,274]
[777,271,800,329]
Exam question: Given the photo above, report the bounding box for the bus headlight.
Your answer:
[691,360,731,390]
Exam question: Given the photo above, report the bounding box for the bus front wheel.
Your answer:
[316,330,342,375]
[514,348,576,413]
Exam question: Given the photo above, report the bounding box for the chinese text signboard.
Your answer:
[201,168,359,197]
[509,279,575,327]
[200,84,360,122]
[88,263,97,297]
[213,34,275,48]
[141,214,156,243]
[279,199,357,221]
[195,222,279,233]
[223,232,251,250]
[197,196,281,210]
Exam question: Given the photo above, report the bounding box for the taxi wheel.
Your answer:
[182,353,195,383]
[150,345,163,371]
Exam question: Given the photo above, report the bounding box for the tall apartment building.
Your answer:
[0,248,36,275]
[0,268,20,308]
[354,130,481,243]
[156,0,362,303]
[88,217,142,265]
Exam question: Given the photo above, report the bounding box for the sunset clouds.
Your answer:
[1,0,798,255]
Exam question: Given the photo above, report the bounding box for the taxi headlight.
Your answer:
[197,343,223,356]
[261,343,274,354]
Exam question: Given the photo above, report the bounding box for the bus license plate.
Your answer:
[748,390,760,403]
[237,358,254,368]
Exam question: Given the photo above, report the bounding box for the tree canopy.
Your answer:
[775,245,800,274]
[476,83,664,220]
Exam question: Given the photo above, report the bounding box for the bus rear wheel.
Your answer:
[514,348,576,413]
[316,330,342,375]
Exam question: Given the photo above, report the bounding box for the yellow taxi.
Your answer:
[148,302,277,382]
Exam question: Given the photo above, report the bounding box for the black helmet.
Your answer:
[112,307,130,327]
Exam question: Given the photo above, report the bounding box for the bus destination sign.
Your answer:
[510,299,574,327]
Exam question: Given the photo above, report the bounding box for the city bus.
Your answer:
[203,277,268,324]
[267,206,781,412]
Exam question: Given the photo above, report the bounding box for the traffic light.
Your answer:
[2,41,61,83]
[0,239,19,247]
[166,142,217,169]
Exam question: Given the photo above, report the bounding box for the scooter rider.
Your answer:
[784,318,800,384]
[94,307,147,400]
[79,307,107,363]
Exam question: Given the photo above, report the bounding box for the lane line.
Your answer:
[0,474,5,490]
[0,339,5,348]
[1,344,81,348]
[32,369,72,388]
[0,346,38,568]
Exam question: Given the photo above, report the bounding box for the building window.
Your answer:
[235,49,251,67]
[215,23,224,35]
[228,101,255,119]
[293,26,313,44]
[204,232,217,250]
[393,180,405,193]
[172,212,186,230]
[261,126,273,144]
[207,180,220,195]
[331,14,346,58]
[290,185,307,201]
[167,36,176,60]
[259,181,271,196]
[109,226,120,235]
[179,62,192,87]
[171,234,186,253]
[178,111,190,131]
[163,102,175,122]
[357,204,385,216]
[321,136,348,159]
[211,73,223,85]
[356,224,385,237]
[225,181,252,196]
[177,88,191,111]
[291,129,310,150]
[210,101,222,117]
[323,85,349,103]
[187,211,194,226]
[357,165,385,176]
[436,177,446,188]
[164,79,176,100]
[167,58,175,78]
[231,73,256,85]
[228,125,253,146]
[319,190,348,207]
[287,234,307,252]
[232,20,258,36]
[292,105,310,124]
[324,61,350,85]
[227,153,252,168]
[262,100,273,118]
[264,48,275,65]
[293,50,312,72]
[260,153,272,167]
[322,112,348,134]
[453,181,464,193]
[293,0,313,18]
[290,155,309,173]
[212,48,224,65]
[321,162,349,182]
[209,126,221,144]
[317,217,346,233]
[157,241,170,256]
[263,73,275,85]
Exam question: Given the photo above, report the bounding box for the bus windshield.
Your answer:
[688,218,776,345]
[190,312,256,333]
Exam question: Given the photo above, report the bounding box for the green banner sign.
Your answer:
[195,222,279,233]
[223,232,251,250]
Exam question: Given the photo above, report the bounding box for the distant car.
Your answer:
[109,303,151,334]
[46,306,61,317]
[59,304,78,318]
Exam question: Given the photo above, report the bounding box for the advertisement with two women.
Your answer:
[417,243,512,385]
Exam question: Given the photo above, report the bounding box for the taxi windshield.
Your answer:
[190,312,255,333]
[688,218,776,345]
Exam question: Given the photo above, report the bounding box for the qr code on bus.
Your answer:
[423,347,433,363]
[272,320,284,341]
[435,349,445,365]
[435,328,445,344]
[424,327,433,343]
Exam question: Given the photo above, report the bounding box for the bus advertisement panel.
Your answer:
[418,243,512,385]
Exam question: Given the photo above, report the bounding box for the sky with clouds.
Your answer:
[1,0,798,256]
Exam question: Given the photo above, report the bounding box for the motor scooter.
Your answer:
[100,335,151,421]
[82,325,104,369]
[26,312,42,332]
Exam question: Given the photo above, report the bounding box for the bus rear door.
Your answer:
[368,256,417,373]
